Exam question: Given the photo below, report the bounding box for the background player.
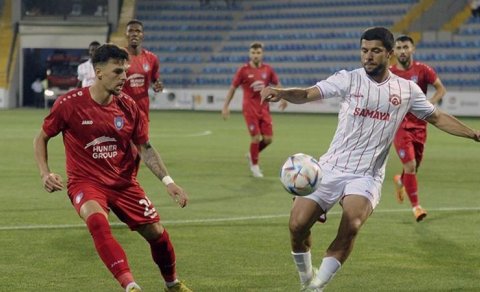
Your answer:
[261,27,480,291]
[390,35,446,221]
[222,42,286,178]
[33,44,192,292]
[77,41,101,88]
[122,19,163,121]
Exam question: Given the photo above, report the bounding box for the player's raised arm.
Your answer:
[260,86,322,104]
[425,109,480,141]
[137,141,189,207]
[33,129,64,193]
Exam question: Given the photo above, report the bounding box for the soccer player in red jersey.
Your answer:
[33,44,192,292]
[390,35,446,222]
[222,42,287,178]
[122,19,163,121]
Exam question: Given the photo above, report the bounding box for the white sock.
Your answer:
[291,250,313,285]
[310,256,341,289]
[125,282,142,292]
[166,279,179,288]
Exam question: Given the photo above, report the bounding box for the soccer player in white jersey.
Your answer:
[77,41,100,88]
[261,27,480,291]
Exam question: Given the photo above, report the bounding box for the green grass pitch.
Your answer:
[0,109,479,291]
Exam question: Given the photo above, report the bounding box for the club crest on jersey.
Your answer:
[261,73,267,79]
[75,192,84,205]
[114,116,124,129]
[143,63,150,72]
[389,94,401,106]
[411,75,418,83]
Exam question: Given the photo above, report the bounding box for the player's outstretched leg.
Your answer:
[86,213,136,289]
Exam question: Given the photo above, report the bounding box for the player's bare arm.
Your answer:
[429,78,446,105]
[426,109,480,141]
[138,141,189,207]
[274,83,288,111]
[33,129,64,193]
[261,86,322,104]
[222,86,237,120]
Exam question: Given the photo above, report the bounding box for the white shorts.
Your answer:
[304,167,382,213]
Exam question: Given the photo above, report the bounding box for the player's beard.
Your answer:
[397,56,410,67]
[364,62,387,78]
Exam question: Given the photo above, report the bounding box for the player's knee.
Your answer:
[263,137,272,145]
[86,213,111,239]
[289,217,308,238]
[344,218,363,238]
[138,222,164,241]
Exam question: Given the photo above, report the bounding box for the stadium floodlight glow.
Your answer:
[44,89,55,97]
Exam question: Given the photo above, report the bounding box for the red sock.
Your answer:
[86,213,132,287]
[402,173,419,207]
[250,142,260,165]
[149,229,177,283]
[259,140,269,152]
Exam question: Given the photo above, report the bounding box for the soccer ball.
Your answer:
[280,153,322,196]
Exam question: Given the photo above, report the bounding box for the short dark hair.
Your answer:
[250,42,264,50]
[89,41,101,47]
[395,35,415,45]
[92,44,129,66]
[360,27,394,51]
[126,19,143,29]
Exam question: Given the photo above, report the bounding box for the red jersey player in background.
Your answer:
[33,44,192,292]
[390,35,446,222]
[122,19,163,121]
[222,42,287,178]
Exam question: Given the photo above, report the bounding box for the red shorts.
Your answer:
[68,182,160,230]
[243,108,273,137]
[393,127,427,165]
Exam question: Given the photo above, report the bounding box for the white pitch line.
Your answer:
[149,130,212,138]
[0,206,479,231]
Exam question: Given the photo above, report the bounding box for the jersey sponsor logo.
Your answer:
[347,93,364,99]
[353,107,391,121]
[81,120,93,125]
[85,136,118,159]
[114,116,124,130]
[127,73,145,88]
[389,94,401,106]
[250,80,265,92]
[248,74,254,78]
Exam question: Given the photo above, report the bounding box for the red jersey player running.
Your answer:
[390,35,446,222]
[222,42,287,178]
[33,44,192,292]
[122,19,163,121]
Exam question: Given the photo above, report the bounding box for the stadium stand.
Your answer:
[136,0,479,89]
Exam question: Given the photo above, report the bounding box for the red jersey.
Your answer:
[42,87,149,188]
[232,63,279,114]
[122,48,160,118]
[390,61,437,130]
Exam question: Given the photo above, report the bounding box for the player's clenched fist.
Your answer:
[260,87,281,103]
[42,172,64,193]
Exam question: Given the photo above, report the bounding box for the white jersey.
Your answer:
[315,68,435,181]
[77,59,96,87]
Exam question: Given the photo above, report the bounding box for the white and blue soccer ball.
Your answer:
[280,153,322,196]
